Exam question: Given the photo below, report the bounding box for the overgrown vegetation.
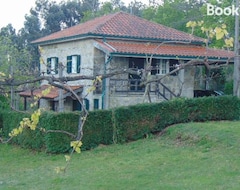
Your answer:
[1,96,240,153]
[1,121,240,189]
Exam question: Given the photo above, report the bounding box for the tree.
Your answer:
[60,0,83,28]
[128,0,146,16]
[142,0,204,32]
[199,0,235,48]
[0,35,34,108]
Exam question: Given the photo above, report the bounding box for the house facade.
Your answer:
[20,12,234,111]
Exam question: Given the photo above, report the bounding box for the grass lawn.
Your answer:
[1,121,240,190]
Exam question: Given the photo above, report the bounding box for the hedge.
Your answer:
[1,96,240,153]
[0,110,44,150]
[115,96,240,143]
[39,110,113,153]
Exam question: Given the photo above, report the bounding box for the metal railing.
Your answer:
[109,79,177,100]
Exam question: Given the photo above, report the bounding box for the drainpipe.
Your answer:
[102,55,113,109]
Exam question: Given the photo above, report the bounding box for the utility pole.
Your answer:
[234,0,240,96]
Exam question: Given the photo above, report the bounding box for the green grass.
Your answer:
[1,121,240,190]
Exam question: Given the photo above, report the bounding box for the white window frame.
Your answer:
[156,59,169,75]
[71,55,78,74]
[47,57,58,75]
[67,55,81,74]
[50,58,57,74]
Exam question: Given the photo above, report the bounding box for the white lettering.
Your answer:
[231,5,239,16]
[207,4,215,16]
[215,7,223,16]
[207,4,240,16]
[224,7,232,16]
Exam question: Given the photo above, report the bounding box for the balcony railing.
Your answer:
[109,79,177,100]
[110,79,144,92]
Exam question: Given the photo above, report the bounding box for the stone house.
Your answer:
[19,12,234,111]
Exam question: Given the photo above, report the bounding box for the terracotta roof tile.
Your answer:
[19,85,82,99]
[96,40,234,60]
[33,12,205,44]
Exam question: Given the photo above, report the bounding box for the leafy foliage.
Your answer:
[186,20,233,48]
[0,95,10,110]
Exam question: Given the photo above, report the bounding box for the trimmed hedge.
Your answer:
[115,96,240,143]
[39,110,113,153]
[39,111,79,153]
[82,109,113,150]
[1,96,240,153]
[0,110,44,149]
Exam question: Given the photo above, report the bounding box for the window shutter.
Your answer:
[94,99,99,110]
[67,56,72,73]
[47,58,51,74]
[55,57,59,74]
[77,55,81,73]
[84,99,89,110]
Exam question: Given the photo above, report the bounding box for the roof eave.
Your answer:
[32,33,205,46]
[109,52,234,63]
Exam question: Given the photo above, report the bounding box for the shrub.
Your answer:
[1,96,239,153]
[41,110,113,153]
[224,80,233,95]
[41,112,79,153]
[0,95,10,110]
[82,110,113,150]
[114,96,240,143]
[0,110,45,150]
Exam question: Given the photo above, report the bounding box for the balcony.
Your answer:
[110,78,144,92]
[109,78,177,100]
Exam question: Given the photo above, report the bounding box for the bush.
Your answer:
[0,95,10,110]
[114,96,240,143]
[41,112,79,153]
[40,110,114,153]
[1,96,239,153]
[224,80,233,95]
[81,110,114,150]
[1,110,45,150]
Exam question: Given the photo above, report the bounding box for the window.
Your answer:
[151,59,169,75]
[94,99,99,110]
[84,99,89,110]
[73,100,81,111]
[169,59,179,76]
[72,98,89,111]
[129,58,144,91]
[49,101,56,111]
[67,55,81,74]
[47,57,58,75]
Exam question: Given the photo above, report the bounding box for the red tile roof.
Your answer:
[96,40,234,61]
[19,85,82,99]
[32,12,205,44]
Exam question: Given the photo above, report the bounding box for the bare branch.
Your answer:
[0,68,140,88]
[45,130,76,138]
